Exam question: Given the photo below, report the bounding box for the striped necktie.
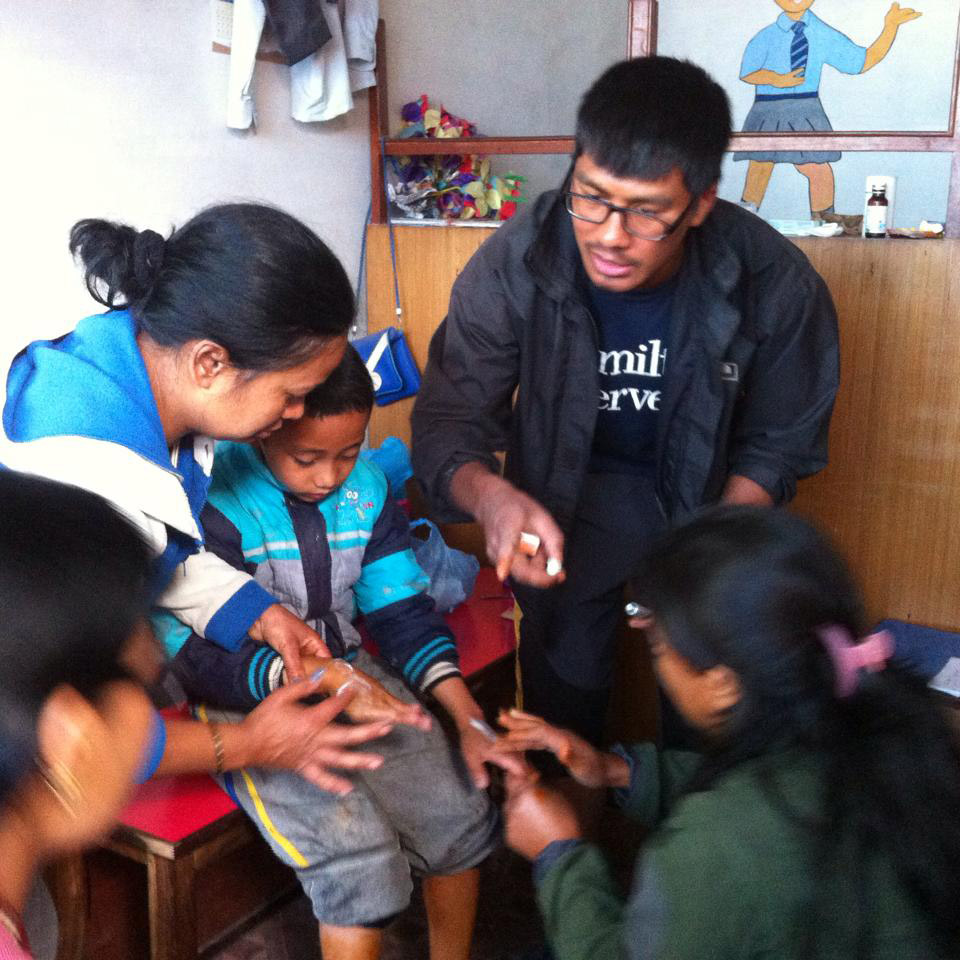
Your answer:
[790,20,809,72]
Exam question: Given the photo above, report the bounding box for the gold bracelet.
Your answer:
[208,721,225,775]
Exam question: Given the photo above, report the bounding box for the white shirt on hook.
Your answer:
[227,0,379,129]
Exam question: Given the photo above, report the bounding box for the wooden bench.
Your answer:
[98,569,516,960]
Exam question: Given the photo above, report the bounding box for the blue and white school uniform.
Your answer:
[735,10,867,164]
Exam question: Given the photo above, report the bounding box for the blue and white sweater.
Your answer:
[156,440,461,697]
[1,310,275,649]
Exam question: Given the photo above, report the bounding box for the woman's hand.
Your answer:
[238,677,391,794]
[249,603,330,679]
[308,658,432,731]
[503,770,582,861]
[495,709,609,788]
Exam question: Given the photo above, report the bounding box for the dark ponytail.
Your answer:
[69,202,355,372]
[0,472,152,806]
[634,507,960,956]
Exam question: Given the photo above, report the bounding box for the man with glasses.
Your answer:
[412,56,839,747]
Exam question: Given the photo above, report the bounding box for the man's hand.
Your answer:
[720,474,773,507]
[503,771,582,861]
[249,603,330,679]
[452,464,565,587]
[239,679,392,794]
[495,709,610,788]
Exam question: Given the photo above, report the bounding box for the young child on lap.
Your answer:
[153,347,502,960]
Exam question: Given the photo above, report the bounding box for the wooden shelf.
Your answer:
[384,136,574,156]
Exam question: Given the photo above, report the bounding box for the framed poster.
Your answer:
[631,0,960,229]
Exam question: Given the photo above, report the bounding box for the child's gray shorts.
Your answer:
[207,649,499,926]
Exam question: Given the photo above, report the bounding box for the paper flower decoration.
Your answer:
[388,94,526,222]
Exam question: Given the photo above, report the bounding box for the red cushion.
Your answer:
[117,771,238,843]
[361,567,515,675]
[442,567,516,676]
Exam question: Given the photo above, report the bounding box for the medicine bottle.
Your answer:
[865,186,888,238]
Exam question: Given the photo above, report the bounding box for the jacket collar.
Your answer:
[777,9,812,31]
[524,189,588,304]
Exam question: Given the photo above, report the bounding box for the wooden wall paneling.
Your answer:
[366,225,960,629]
[364,223,498,558]
[792,238,960,630]
[364,223,497,448]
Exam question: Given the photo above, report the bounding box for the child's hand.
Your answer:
[774,67,805,88]
[496,709,608,788]
[249,603,331,679]
[502,771,581,861]
[456,716,532,789]
[885,3,921,30]
[323,659,432,731]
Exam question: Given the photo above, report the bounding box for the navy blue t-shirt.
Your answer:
[587,276,677,474]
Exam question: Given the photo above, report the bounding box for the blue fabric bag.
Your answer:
[352,327,421,406]
[360,436,414,498]
[409,518,480,613]
[874,618,960,683]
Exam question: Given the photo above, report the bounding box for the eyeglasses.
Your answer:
[563,190,697,241]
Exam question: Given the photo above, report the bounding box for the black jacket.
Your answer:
[411,191,839,532]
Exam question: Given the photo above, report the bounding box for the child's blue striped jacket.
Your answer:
[154,440,460,702]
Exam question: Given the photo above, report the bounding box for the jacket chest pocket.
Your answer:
[719,332,760,402]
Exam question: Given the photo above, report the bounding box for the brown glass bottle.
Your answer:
[865,186,888,238]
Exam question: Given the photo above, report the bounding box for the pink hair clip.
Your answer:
[817,625,894,698]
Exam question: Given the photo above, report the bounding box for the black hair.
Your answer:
[68,203,355,371]
[303,345,374,419]
[634,506,960,956]
[574,56,731,196]
[0,472,152,806]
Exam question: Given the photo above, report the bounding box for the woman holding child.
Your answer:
[1,203,503,960]
[2,203,421,786]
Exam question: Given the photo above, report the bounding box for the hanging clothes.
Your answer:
[227,0,378,129]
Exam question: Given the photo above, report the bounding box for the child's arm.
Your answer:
[298,654,431,730]
[429,675,528,788]
[158,500,329,679]
[355,494,463,694]
[862,2,921,72]
[741,67,805,88]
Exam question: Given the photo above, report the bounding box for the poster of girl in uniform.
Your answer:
[735,1,921,220]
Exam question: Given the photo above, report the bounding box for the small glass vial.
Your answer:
[865,186,888,238]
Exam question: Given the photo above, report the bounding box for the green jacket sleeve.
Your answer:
[615,742,703,826]
[537,844,626,960]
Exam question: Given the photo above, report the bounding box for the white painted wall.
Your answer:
[0,0,373,372]
[0,0,628,378]
[381,0,628,199]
